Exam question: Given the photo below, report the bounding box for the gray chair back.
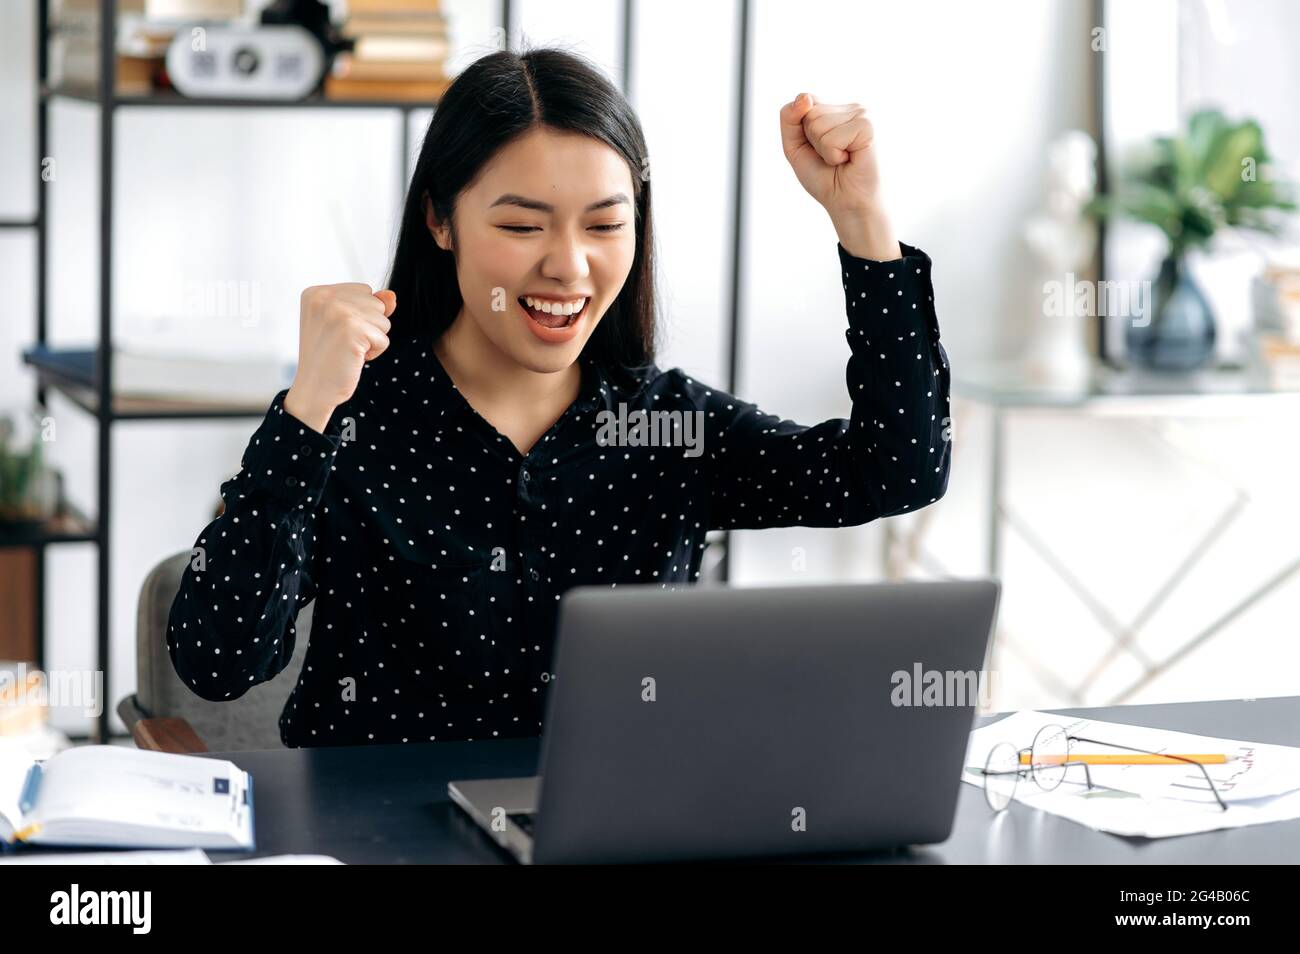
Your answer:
[119,550,310,751]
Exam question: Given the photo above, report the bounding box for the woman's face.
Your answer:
[426,126,638,374]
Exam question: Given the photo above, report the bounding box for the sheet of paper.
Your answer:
[962,710,1300,838]
[0,848,212,864]
[0,848,346,865]
[214,854,345,864]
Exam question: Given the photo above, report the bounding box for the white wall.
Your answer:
[730,0,1096,587]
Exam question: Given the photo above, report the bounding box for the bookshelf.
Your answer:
[14,0,477,742]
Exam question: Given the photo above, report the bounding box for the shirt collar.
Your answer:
[414,336,607,423]
[573,352,606,414]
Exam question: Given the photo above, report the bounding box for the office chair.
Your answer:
[116,550,311,753]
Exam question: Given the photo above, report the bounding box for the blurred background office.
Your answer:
[1,0,1299,745]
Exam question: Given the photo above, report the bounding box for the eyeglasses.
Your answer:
[979,722,1229,813]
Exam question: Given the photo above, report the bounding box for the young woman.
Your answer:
[167,47,952,747]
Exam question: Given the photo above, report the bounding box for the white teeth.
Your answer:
[524,296,587,316]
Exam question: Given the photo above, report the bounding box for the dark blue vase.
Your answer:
[1125,253,1216,371]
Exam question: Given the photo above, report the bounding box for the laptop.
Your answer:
[448,577,1001,864]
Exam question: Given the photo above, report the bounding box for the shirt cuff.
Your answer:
[838,239,941,346]
[239,388,343,510]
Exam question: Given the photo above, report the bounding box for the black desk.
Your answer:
[196,695,1300,864]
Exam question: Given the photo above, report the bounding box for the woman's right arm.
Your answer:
[166,391,344,700]
[166,283,396,701]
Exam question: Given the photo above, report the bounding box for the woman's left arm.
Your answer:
[702,93,952,531]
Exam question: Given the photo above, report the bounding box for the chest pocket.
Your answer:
[382,557,499,708]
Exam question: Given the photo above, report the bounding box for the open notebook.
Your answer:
[0,746,254,851]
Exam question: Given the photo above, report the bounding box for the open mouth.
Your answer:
[518,296,588,329]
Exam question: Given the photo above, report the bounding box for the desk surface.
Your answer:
[191,695,1300,864]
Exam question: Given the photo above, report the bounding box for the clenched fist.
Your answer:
[284,283,396,433]
[780,92,900,261]
[780,92,881,215]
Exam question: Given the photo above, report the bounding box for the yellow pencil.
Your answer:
[1018,753,1229,766]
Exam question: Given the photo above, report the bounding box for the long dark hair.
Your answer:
[384,46,658,388]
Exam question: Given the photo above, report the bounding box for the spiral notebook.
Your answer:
[0,745,254,852]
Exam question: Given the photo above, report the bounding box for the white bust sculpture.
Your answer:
[1021,130,1100,389]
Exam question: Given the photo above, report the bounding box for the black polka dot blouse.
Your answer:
[167,240,952,747]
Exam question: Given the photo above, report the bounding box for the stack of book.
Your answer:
[1251,255,1300,387]
[52,0,151,94]
[50,0,239,95]
[326,0,453,102]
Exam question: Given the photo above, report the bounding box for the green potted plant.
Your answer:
[0,413,57,531]
[1086,107,1297,371]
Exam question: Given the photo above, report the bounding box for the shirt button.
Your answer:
[529,568,541,582]
[285,475,299,488]
[299,444,312,456]
[520,467,531,483]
